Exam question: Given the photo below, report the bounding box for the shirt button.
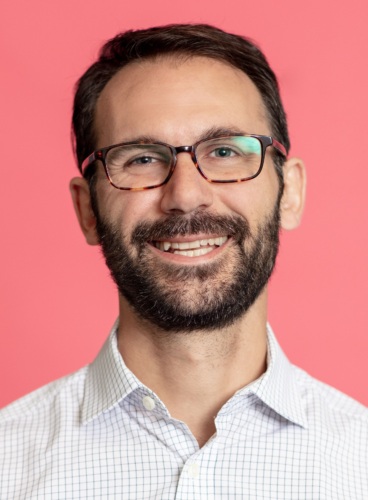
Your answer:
[187,462,200,478]
[142,395,156,410]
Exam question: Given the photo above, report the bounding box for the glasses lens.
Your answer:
[196,136,263,181]
[105,144,173,189]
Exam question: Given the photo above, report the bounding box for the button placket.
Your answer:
[186,462,200,479]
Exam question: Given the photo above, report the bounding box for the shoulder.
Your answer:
[294,364,368,432]
[0,366,88,425]
[0,367,89,498]
[0,367,89,472]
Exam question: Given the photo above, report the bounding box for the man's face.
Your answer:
[91,56,282,332]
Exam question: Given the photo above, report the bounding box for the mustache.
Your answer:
[131,212,251,246]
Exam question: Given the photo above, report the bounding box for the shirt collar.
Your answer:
[81,319,141,424]
[239,324,308,429]
[81,320,308,429]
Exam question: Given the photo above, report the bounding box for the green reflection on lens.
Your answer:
[234,136,261,154]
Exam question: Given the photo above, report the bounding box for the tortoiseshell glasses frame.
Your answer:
[81,134,287,192]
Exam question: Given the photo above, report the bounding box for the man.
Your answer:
[0,24,367,499]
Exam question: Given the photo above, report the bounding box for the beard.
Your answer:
[91,192,281,333]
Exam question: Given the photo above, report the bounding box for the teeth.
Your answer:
[173,247,214,257]
[154,236,228,254]
[188,241,199,249]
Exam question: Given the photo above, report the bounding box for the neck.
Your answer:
[117,290,268,447]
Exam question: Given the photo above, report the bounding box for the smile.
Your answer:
[152,236,228,257]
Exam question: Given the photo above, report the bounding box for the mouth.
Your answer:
[151,236,229,257]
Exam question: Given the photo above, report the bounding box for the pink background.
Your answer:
[1,0,367,408]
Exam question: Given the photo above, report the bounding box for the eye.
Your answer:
[130,155,158,165]
[211,147,237,158]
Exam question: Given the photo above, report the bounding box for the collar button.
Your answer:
[142,395,156,411]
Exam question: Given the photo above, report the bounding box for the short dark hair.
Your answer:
[72,24,289,178]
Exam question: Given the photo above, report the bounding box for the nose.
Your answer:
[159,151,214,215]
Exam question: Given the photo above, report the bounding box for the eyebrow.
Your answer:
[196,126,247,143]
[116,126,248,146]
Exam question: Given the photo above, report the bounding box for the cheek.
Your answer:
[216,173,280,229]
[217,186,273,226]
[98,185,163,232]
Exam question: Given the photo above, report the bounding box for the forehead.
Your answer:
[94,56,270,147]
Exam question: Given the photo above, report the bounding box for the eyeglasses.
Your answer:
[81,134,287,191]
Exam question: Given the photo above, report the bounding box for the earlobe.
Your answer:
[69,177,99,245]
[280,157,306,230]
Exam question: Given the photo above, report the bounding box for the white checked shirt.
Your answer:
[1,322,367,499]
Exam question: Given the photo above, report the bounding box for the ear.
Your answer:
[69,177,99,245]
[280,157,306,230]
